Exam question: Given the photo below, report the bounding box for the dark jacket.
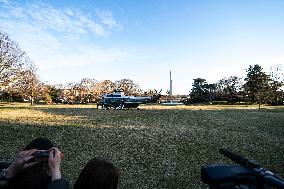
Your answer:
[48,178,69,189]
[0,168,69,189]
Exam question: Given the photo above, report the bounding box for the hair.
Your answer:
[8,137,55,189]
[74,158,119,189]
[23,137,54,151]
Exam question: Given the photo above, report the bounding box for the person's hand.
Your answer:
[6,149,38,179]
[48,147,62,181]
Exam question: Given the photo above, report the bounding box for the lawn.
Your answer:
[0,102,283,188]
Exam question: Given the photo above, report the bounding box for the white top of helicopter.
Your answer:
[103,91,151,100]
[104,91,125,98]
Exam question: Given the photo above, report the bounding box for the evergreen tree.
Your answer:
[243,64,271,108]
[190,78,214,103]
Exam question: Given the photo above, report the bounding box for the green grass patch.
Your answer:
[0,103,283,188]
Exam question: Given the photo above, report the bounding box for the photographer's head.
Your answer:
[74,158,119,189]
[23,137,55,151]
[7,137,58,189]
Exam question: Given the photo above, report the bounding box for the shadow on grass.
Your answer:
[0,120,213,188]
[0,106,284,188]
[34,107,284,139]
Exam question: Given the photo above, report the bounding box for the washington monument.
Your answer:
[169,71,173,96]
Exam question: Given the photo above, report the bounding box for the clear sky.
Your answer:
[0,0,284,94]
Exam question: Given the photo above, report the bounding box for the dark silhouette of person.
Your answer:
[0,137,69,189]
[74,158,119,189]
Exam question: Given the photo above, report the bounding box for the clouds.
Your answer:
[0,1,122,37]
[0,1,125,54]
[0,1,131,83]
[96,10,124,31]
[0,0,8,5]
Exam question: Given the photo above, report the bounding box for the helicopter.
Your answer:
[97,90,162,109]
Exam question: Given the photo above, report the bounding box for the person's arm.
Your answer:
[0,149,37,188]
[48,148,69,189]
[48,147,62,181]
[5,149,37,179]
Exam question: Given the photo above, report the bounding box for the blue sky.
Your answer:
[0,0,283,94]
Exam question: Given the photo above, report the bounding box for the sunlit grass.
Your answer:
[0,103,283,188]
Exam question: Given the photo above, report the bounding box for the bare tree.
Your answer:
[0,31,32,87]
[95,80,115,97]
[42,84,61,104]
[115,79,142,96]
[12,68,43,105]
[269,65,284,105]
[76,78,97,103]
[216,76,243,102]
[270,64,284,83]
[63,82,78,104]
[59,79,98,104]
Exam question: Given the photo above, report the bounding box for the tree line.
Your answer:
[1,30,284,106]
[0,31,147,105]
[188,64,284,108]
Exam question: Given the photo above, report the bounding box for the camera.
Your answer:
[33,150,50,159]
[201,164,254,188]
[201,149,284,189]
[33,150,50,162]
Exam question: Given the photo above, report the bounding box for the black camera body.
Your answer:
[201,149,284,189]
[33,150,50,161]
[201,164,255,188]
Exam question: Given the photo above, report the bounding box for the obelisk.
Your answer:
[169,71,173,96]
